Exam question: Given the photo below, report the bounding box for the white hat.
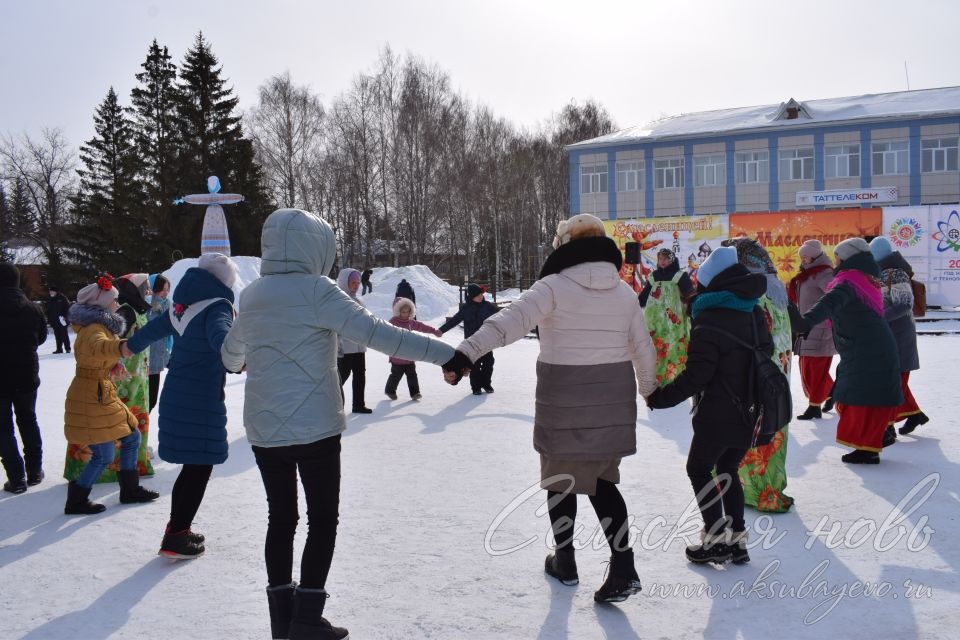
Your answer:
[198,253,238,289]
[553,214,606,249]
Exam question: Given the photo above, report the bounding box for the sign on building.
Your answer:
[796,187,898,207]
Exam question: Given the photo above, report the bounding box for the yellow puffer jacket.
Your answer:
[64,322,136,445]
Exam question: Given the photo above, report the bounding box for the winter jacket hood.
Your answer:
[68,304,126,336]
[260,208,336,277]
[538,235,622,279]
[698,263,767,299]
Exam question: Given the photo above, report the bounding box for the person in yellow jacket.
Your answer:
[63,276,159,515]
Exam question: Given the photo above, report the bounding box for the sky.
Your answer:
[2,0,959,149]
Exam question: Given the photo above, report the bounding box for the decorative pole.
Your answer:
[175,176,244,256]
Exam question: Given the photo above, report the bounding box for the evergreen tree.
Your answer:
[175,32,271,257]
[8,177,35,236]
[129,39,181,269]
[0,183,11,260]
[71,87,146,275]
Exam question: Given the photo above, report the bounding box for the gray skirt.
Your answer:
[540,455,621,495]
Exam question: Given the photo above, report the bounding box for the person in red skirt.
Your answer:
[788,240,836,420]
[789,238,902,464]
[870,236,928,439]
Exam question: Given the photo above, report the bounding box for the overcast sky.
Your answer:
[2,0,958,149]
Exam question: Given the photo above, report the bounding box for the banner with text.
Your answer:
[882,205,960,307]
[796,187,898,207]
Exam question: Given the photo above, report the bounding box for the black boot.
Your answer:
[821,396,835,413]
[796,404,822,420]
[841,449,880,464]
[118,469,160,504]
[593,549,642,603]
[64,480,106,515]
[288,587,349,640]
[267,582,296,640]
[730,530,750,565]
[3,478,27,494]
[899,411,929,435]
[544,547,579,586]
[159,527,205,559]
[882,425,898,448]
[26,468,44,486]
[685,529,733,564]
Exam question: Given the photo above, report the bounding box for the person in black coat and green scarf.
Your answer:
[789,237,902,464]
[647,246,773,565]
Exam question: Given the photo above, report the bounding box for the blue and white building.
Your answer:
[567,87,960,219]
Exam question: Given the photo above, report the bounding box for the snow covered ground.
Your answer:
[2,266,959,639]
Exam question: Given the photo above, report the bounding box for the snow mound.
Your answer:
[361,264,460,322]
[162,256,262,310]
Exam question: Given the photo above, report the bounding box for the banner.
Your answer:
[882,205,960,307]
[796,187,898,206]
[603,215,729,291]
[729,209,883,282]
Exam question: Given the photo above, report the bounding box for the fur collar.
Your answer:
[68,303,127,336]
[539,236,623,280]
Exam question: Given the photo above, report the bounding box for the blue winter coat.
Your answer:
[127,267,235,464]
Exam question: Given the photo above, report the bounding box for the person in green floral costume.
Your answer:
[722,238,794,513]
[64,274,155,482]
[639,249,694,385]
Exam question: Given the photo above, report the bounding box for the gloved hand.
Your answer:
[442,350,473,385]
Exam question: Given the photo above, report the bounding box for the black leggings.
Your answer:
[686,432,748,533]
[252,436,341,589]
[148,373,160,413]
[547,479,630,554]
[168,464,214,532]
[338,353,366,409]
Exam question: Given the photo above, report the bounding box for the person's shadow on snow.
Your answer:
[536,575,576,640]
[20,558,188,639]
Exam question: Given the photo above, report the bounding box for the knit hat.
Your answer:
[466,283,483,298]
[0,263,19,288]
[834,237,871,262]
[552,213,606,249]
[696,246,738,287]
[77,275,119,309]
[657,248,675,261]
[798,239,823,261]
[393,297,416,317]
[869,236,894,262]
[198,252,238,289]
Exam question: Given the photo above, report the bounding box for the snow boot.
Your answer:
[26,468,44,486]
[730,529,750,565]
[267,582,296,640]
[841,449,880,464]
[483,386,494,393]
[882,425,898,448]
[544,547,579,586]
[821,396,835,413]
[64,480,106,515]
[593,549,642,603]
[159,527,205,559]
[288,586,349,640]
[118,469,160,504]
[796,404,822,420]
[385,391,398,400]
[3,478,27,494]
[899,411,929,435]
[352,406,372,414]
[685,529,733,564]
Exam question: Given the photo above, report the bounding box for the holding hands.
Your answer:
[120,341,134,359]
[442,350,473,385]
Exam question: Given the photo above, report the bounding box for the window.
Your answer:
[694,155,726,187]
[616,161,642,191]
[922,137,959,172]
[779,148,814,180]
[825,144,860,178]
[872,140,908,175]
[580,163,607,194]
[654,158,684,189]
[735,151,769,183]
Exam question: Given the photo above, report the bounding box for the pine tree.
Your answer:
[8,177,34,236]
[175,32,272,257]
[129,39,181,269]
[71,87,146,275]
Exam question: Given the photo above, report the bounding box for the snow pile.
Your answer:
[361,264,461,322]
[161,256,261,310]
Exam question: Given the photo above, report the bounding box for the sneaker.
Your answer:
[412,393,422,400]
[483,386,494,393]
[882,425,897,448]
[3,479,27,495]
[385,392,398,400]
[352,406,373,414]
[821,396,835,413]
[26,469,44,486]
[899,411,929,435]
[544,548,579,585]
[841,449,880,464]
[159,530,205,559]
[796,405,822,420]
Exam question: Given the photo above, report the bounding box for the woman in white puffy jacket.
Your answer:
[443,213,657,604]
[222,209,454,639]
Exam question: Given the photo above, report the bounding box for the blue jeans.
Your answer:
[75,429,141,488]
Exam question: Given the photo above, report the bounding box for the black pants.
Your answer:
[385,363,419,397]
[168,464,214,532]
[252,436,341,589]
[469,352,495,392]
[547,479,631,554]
[51,322,70,352]
[0,390,42,481]
[361,282,372,295]
[148,373,161,413]
[338,353,366,409]
[686,432,748,533]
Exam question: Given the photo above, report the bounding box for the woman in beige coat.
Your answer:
[444,213,657,603]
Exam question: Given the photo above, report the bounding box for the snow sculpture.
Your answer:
[175,176,244,256]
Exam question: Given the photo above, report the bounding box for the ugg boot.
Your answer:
[64,481,106,515]
[544,547,579,586]
[288,586,349,640]
[118,469,160,504]
[267,582,296,639]
[730,529,750,565]
[685,528,733,564]
[593,549,642,603]
[899,411,929,435]
[796,404,822,420]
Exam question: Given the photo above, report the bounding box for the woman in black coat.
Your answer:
[647,246,772,565]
